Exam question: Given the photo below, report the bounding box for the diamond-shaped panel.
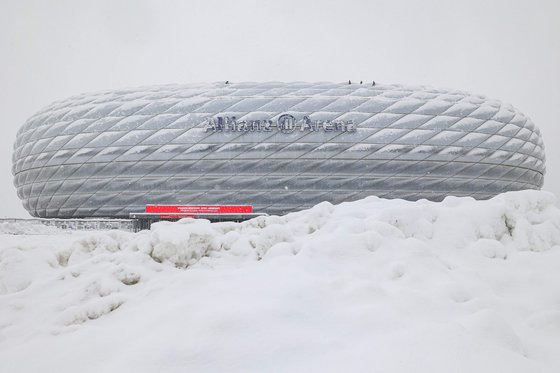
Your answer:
[12,82,546,218]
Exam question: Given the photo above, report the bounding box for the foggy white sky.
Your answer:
[1,0,559,217]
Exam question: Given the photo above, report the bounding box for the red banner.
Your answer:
[145,205,253,214]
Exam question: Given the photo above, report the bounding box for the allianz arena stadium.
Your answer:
[12,82,546,218]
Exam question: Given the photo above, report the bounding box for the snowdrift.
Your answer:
[1,190,560,372]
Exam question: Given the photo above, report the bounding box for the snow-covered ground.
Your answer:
[1,190,560,372]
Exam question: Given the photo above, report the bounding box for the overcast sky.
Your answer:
[1,0,559,217]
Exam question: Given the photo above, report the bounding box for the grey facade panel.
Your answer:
[12,82,546,218]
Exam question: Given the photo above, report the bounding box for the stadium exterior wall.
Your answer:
[12,82,546,218]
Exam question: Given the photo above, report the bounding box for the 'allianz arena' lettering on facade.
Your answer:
[205,114,356,133]
[12,82,546,218]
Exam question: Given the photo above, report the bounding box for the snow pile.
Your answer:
[1,190,560,372]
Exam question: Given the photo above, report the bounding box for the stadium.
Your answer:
[12,82,546,218]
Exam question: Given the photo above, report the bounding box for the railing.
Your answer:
[0,218,137,234]
[0,212,267,234]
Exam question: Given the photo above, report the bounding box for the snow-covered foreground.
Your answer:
[1,191,560,372]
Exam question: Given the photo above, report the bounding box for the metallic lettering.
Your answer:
[205,114,356,133]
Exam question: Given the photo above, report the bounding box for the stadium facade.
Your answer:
[12,82,546,218]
